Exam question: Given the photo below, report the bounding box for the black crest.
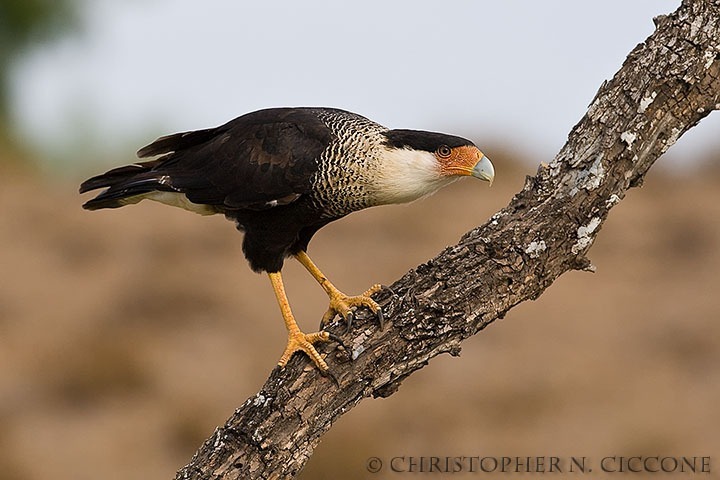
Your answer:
[383,129,475,153]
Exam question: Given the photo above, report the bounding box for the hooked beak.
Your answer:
[471,154,495,185]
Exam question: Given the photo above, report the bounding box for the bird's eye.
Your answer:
[437,145,452,158]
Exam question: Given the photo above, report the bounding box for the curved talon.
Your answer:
[320,367,340,386]
[343,311,354,333]
[326,332,348,352]
[380,284,395,296]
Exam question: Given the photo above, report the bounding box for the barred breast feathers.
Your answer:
[309,109,390,217]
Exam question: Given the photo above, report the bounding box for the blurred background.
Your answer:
[1,1,718,479]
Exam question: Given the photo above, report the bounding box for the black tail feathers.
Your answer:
[81,126,222,210]
[79,161,167,210]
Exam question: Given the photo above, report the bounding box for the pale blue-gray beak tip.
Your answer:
[472,155,495,185]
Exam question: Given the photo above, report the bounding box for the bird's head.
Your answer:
[373,129,494,205]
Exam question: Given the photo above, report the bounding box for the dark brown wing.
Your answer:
[80,108,333,211]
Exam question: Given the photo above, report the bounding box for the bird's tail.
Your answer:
[80,126,221,211]
[79,160,169,210]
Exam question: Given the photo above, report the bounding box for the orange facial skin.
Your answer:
[436,145,486,177]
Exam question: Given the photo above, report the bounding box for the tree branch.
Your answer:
[176,1,720,478]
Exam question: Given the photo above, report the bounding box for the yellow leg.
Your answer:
[268,272,330,371]
[293,251,382,328]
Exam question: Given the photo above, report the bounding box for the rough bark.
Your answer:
[175,1,720,478]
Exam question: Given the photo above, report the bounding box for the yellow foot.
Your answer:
[321,284,383,330]
[277,329,332,371]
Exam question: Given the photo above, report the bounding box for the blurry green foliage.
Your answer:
[0,0,78,118]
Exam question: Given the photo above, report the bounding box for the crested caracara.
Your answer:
[80,107,494,372]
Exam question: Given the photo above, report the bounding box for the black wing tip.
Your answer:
[137,127,221,158]
[79,175,108,194]
[136,137,169,158]
[80,183,153,210]
[81,196,130,211]
[81,199,105,210]
[79,162,158,194]
[80,188,124,210]
[79,162,162,211]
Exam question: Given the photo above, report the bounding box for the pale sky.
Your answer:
[10,0,718,171]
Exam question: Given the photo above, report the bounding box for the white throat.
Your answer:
[371,147,457,205]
